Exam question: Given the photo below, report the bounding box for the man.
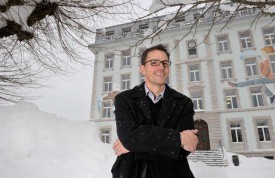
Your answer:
[112,44,198,178]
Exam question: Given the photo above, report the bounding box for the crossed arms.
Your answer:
[112,93,198,159]
[113,130,198,156]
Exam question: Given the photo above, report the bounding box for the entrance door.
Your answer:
[194,120,210,150]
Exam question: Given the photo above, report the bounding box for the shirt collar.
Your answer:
[144,84,165,104]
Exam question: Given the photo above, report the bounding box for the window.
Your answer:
[189,65,200,82]
[192,92,203,110]
[270,55,275,73]
[245,58,258,76]
[193,13,204,23]
[257,120,271,141]
[230,122,243,142]
[217,35,230,52]
[213,10,223,20]
[239,9,250,17]
[104,77,112,92]
[102,101,113,118]
[100,128,111,144]
[263,27,275,45]
[250,87,264,107]
[139,24,148,35]
[252,7,258,14]
[193,13,201,20]
[121,50,131,67]
[106,31,114,40]
[122,27,131,37]
[221,61,233,79]
[175,14,185,23]
[174,14,185,27]
[225,90,238,109]
[187,40,197,56]
[239,31,253,48]
[105,54,113,69]
[121,74,131,90]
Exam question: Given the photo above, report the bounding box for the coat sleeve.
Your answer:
[176,97,195,159]
[114,93,182,159]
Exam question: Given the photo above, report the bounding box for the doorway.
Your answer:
[194,119,210,150]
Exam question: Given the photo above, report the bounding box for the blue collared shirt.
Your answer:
[144,84,165,104]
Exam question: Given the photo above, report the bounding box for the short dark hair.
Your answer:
[141,44,170,65]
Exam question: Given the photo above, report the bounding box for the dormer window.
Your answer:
[122,27,131,37]
[139,24,148,35]
[175,14,185,23]
[193,13,204,23]
[193,13,201,20]
[106,31,114,40]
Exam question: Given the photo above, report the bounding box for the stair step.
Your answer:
[187,150,228,167]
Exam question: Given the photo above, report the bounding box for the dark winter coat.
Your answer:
[112,83,195,178]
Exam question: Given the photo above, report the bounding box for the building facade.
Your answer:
[88,7,275,159]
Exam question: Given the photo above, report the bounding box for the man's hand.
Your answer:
[113,139,130,156]
[180,129,198,153]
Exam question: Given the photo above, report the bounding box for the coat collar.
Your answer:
[130,82,183,126]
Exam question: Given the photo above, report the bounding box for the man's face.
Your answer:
[140,49,170,87]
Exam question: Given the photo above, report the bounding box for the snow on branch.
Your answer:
[0,1,58,41]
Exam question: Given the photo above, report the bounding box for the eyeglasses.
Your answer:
[143,59,172,67]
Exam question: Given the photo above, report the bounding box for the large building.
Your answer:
[88,6,275,159]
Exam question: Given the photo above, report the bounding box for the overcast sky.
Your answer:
[31,0,152,121]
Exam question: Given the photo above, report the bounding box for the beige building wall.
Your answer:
[89,8,275,159]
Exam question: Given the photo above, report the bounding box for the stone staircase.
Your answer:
[187,150,228,167]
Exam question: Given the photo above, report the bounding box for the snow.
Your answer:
[0,102,114,178]
[1,5,35,32]
[0,0,61,35]
[0,0,8,6]
[264,6,275,14]
[149,0,198,13]
[1,102,275,178]
[149,0,275,14]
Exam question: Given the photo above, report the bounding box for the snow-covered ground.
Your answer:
[0,102,275,178]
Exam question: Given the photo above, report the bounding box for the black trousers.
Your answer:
[145,164,153,178]
[134,161,153,178]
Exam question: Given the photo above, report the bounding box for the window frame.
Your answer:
[122,27,131,37]
[189,64,201,82]
[175,14,185,23]
[104,54,114,69]
[106,31,115,40]
[262,27,275,45]
[269,55,275,73]
[217,34,230,52]
[191,92,204,111]
[230,122,243,143]
[238,31,254,49]
[121,74,131,90]
[250,87,264,107]
[257,120,271,141]
[102,100,113,118]
[103,77,113,92]
[139,24,148,35]
[244,58,259,77]
[220,61,233,79]
[225,89,239,109]
[121,49,131,67]
[100,127,112,144]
